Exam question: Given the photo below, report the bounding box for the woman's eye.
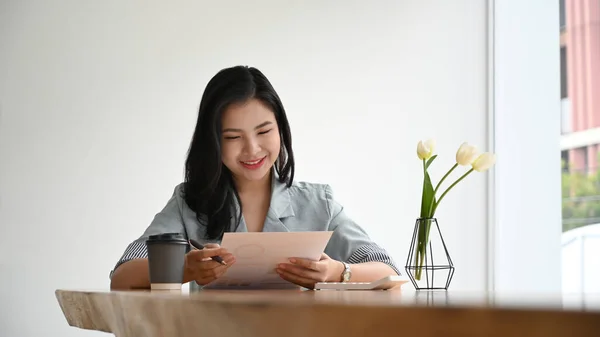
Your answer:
[258,129,272,135]
[224,136,240,140]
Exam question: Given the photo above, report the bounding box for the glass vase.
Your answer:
[405,218,455,290]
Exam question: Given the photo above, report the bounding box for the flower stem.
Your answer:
[419,158,426,216]
[434,163,458,194]
[414,218,434,280]
[415,159,427,280]
[427,163,458,217]
[432,168,474,215]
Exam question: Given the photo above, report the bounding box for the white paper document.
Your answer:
[203,231,333,290]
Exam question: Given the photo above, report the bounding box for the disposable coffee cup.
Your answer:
[146,233,188,290]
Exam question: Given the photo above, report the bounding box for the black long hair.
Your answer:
[183,66,295,240]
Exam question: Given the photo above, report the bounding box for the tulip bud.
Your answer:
[417,139,436,160]
[455,142,479,166]
[472,152,496,172]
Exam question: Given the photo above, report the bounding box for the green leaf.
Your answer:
[420,170,436,218]
[425,155,437,170]
[415,157,438,280]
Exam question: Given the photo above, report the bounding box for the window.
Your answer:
[560,47,567,100]
[560,0,566,30]
[559,0,600,297]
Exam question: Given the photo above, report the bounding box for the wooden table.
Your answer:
[55,287,600,337]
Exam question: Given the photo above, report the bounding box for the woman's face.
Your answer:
[221,98,281,185]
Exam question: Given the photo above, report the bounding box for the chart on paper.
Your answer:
[203,231,333,289]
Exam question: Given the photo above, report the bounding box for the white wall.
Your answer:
[0,1,488,336]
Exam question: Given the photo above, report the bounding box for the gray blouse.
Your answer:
[110,175,401,288]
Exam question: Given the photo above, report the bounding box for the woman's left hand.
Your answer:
[276,253,344,289]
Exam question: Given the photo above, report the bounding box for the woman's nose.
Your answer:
[243,137,261,155]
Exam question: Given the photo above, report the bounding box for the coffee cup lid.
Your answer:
[146,233,186,243]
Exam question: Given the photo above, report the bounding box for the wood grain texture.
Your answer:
[55,289,600,337]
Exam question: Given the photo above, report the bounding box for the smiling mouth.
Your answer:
[239,156,268,169]
[241,157,265,165]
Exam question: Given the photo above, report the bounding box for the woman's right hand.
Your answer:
[184,243,235,285]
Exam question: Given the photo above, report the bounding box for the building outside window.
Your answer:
[559,0,600,298]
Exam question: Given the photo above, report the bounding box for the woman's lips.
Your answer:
[240,156,267,170]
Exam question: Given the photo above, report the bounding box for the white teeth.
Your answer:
[243,158,262,165]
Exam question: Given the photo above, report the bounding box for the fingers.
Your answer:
[188,252,235,269]
[186,253,236,286]
[277,269,317,289]
[200,258,232,281]
[288,257,321,271]
[277,262,327,282]
[221,253,236,265]
[195,264,230,285]
[188,247,229,261]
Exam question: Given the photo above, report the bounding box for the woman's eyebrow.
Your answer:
[223,121,273,133]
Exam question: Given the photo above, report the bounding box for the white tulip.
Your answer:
[472,152,496,172]
[455,142,479,166]
[417,139,436,160]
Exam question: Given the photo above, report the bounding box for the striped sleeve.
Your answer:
[109,239,148,279]
[347,244,402,276]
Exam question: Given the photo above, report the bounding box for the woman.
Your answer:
[109,65,400,290]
